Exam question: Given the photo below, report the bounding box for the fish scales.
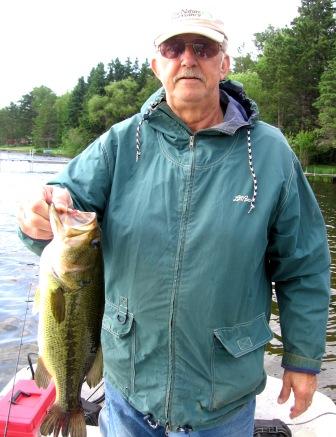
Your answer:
[34,204,104,437]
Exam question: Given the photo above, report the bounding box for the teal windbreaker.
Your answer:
[21,81,330,432]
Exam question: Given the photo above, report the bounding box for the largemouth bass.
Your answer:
[34,204,104,437]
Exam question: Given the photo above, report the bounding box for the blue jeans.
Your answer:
[98,380,256,436]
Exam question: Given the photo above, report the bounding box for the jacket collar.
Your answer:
[140,79,258,135]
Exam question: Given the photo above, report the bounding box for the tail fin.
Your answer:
[40,404,86,437]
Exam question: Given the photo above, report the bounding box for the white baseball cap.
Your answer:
[154,8,228,46]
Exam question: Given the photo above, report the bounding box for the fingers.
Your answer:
[290,395,313,419]
[47,186,73,212]
[18,185,74,240]
[278,374,291,405]
[278,370,317,419]
[18,200,53,240]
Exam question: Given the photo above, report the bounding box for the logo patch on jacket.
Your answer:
[233,195,252,203]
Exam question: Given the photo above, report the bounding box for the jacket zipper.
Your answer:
[164,135,196,431]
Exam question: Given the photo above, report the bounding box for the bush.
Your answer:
[288,130,318,167]
[61,127,91,157]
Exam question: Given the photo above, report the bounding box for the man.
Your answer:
[18,8,330,437]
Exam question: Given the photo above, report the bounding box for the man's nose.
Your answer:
[180,44,198,66]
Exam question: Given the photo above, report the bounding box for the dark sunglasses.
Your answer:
[158,37,223,59]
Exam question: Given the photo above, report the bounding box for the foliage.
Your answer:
[228,71,270,121]
[232,45,257,73]
[68,77,87,128]
[87,78,139,130]
[61,127,91,156]
[31,86,58,148]
[1,1,335,163]
[288,130,318,167]
[314,55,336,149]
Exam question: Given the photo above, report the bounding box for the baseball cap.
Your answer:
[154,8,228,46]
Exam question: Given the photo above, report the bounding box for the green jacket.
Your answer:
[21,81,330,432]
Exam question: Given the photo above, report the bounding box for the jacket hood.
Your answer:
[140,79,259,127]
[136,80,258,213]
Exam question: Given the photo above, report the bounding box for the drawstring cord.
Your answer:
[136,106,257,215]
[136,99,163,161]
[247,128,257,213]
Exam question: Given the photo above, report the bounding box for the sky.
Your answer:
[0,0,302,109]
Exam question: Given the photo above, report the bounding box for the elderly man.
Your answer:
[18,8,330,437]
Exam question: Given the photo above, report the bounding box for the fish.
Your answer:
[34,203,104,437]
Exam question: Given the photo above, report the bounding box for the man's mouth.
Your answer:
[174,71,205,83]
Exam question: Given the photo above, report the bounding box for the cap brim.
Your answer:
[154,25,224,46]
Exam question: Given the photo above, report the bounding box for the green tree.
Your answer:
[136,76,161,107]
[232,45,256,73]
[86,63,106,99]
[61,126,91,156]
[314,55,336,150]
[0,104,20,144]
[255,28,297,129]
[137,59,153,88]
[68,77,87,127]
[228,71,271,122]
[107,58,127,82]
[55,93,71,144]
[87,78,139,129]
[254,0,335,133]
[31,87,58,149]
[289,0,336,130]
[17,93,35,142]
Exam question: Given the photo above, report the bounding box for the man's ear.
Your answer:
[220,54,230,81]
[151,58,161,80]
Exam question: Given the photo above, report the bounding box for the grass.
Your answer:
[305,165,336,174]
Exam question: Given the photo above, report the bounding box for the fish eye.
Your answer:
[91,238,100,249]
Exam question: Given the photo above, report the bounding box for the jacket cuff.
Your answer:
[18,227,51,256]
[282,352,321,374]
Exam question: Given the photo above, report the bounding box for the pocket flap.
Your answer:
[102,306,134,337]
[214,314,273,358]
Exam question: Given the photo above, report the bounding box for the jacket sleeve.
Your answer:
[18,130,115,255]
[267,154,331,373]
[47,131,115,221]
[18,227,51,256]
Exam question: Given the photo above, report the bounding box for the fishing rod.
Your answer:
[3,283,33,437]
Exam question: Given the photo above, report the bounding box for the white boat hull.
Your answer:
[1,368,335,436]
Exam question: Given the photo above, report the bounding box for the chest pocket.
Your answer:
[210,313,273,411]
[101,299,135,394]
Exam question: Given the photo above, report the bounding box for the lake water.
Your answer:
[0,152,335,404]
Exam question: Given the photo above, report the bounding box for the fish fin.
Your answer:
[32,288,40,314]
[35,356,52,389]
[39,404,86,437]
[63,408,86,437]
[51,286,66,323]
[86,344,103,388]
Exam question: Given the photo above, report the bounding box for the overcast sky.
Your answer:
[0,0,302,109]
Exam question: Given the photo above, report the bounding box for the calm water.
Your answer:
[0,153,335,403]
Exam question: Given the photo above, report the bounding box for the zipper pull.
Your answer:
[165,422,170,436]
[189,136,194,150]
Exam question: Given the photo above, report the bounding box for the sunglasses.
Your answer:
[158,37,223,59]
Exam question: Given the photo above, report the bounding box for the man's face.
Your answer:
[151,34,230,110]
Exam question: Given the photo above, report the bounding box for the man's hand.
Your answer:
[18,185,73,240]
[278,370,317,418]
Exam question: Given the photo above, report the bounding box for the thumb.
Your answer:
[278,375,291,404]
[44,186,74,212]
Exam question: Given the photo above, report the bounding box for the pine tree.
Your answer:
[86,63,106,98]
[315,55,336,150]
[68,77,87,127]
[289,0,336,130]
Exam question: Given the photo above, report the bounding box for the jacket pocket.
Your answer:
[210,313,273,411]
[101,301,135,394]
